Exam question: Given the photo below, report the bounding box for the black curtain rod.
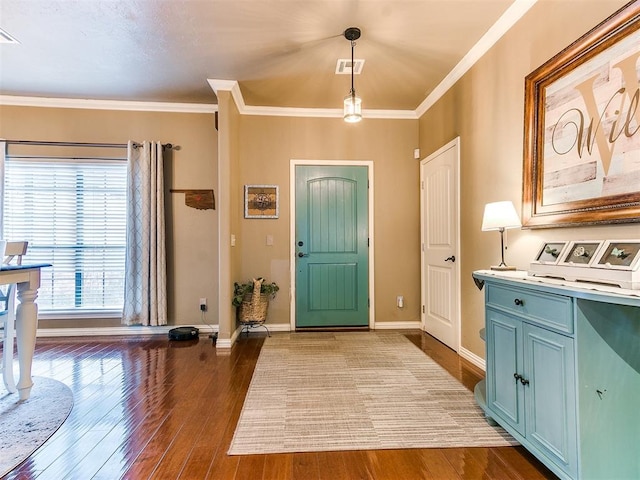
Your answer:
[3,140,176,150]
[8,155,127,161]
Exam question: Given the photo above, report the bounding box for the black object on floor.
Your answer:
[168,326,199,341]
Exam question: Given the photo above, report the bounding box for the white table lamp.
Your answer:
[482,201,521,270]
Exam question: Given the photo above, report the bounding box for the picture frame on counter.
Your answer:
[558,241,603,267]
[593,240,640,270]
[533,242,568,265]
[529,239,640,289]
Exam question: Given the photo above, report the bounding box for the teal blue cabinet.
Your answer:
[486,304,577,479]
[486,310,523,435]
[475,271,640,480]
[523,322,577,474]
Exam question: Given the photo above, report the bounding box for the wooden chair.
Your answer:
[1,241,28,393]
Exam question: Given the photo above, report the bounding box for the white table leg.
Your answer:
[2,309,17,393]
[15,283,39,400]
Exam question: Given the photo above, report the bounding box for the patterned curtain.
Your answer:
[122,141,167,326]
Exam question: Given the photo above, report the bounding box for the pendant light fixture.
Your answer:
[343,27,362,123]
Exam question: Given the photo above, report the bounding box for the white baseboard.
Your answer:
[222,321,422,347]
[217,328,237,349]
[373,321,422,330]
[34,323,487,374]
[260,322,421,332]
[221,322,291,348]
[459,346,486,371]
[36,321,423,339]
[36,324,218,338]
[35,321,425,349]
[265,323,293,332]
[35,322,292,345]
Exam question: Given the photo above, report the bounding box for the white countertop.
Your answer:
[473,269,640,306]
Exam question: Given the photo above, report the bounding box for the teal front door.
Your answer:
[295,165,369,328]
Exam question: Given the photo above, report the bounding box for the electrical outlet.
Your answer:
[199,297,207,312]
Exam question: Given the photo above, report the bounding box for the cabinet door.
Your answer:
[523,323,577,477]
[486,308,525,436]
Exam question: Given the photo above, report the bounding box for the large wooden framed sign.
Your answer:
[522,2,640,228]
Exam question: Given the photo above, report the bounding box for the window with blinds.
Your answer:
[3,157,127,314]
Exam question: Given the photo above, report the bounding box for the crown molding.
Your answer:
[2,2,534,119]
[0,95,217,113]
[207,78,417,120]
[207,78,246,111]
[210,0,536,121]
[241,104,417,120]
[415,0,537,117]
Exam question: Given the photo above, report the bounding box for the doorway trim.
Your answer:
[419,137,461,352]
[290,159,375,331]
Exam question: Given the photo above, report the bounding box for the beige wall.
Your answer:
[235,115,420,326]
[4,0,634,350]
[418,0,636,359]
[215,90,244,340]
[0,105,218,329]
[1,102,422,335]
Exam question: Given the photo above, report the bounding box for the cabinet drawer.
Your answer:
[486,284,573,334]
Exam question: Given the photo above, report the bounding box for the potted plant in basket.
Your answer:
[232,278,279,325]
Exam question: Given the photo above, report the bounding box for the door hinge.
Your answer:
[367,238,370,247]
[421,180,424,190]
[422,305,425,314]
[368,298,370,308]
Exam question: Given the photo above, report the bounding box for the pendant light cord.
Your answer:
[350,40,356,96]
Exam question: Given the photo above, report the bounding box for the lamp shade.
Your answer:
[482,201,521,231]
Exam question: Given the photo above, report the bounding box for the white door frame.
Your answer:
[420,137,461,351]
[290,160,375,331]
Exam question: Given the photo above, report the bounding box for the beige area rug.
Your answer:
[228,332,517,455]
[0,377,74,477]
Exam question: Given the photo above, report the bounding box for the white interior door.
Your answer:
[420,137,460,351]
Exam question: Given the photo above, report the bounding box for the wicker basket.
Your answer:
[237,278,270,323]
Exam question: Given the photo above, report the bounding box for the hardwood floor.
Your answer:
[3,331,557,479]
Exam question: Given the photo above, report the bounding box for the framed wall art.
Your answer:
[522,3,640,228]
[244,185,279,219]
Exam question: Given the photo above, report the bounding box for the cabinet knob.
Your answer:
[514,298,524,306]
[514,373,529,385]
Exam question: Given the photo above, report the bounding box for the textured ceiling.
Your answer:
[0,0,515,111]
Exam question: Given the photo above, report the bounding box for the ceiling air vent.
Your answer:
[0,28,19,44]
[335,58,365,75]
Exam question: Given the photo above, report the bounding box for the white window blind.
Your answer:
[3,157,127,313]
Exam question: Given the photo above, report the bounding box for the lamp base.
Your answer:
[490,265,516,271]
